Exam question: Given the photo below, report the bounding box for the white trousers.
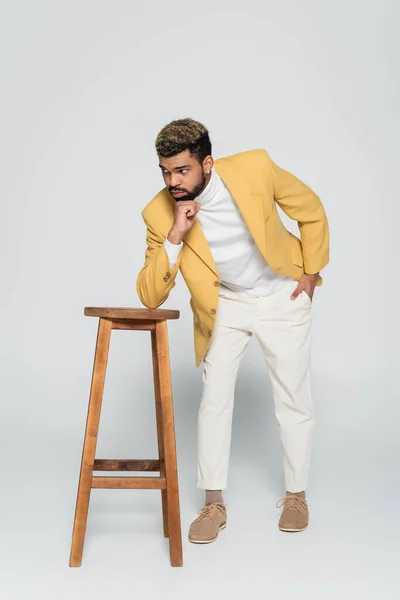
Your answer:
[197,279,314,493]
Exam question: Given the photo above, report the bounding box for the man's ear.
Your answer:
[203,156,213,172]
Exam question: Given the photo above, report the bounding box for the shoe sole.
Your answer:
[279,524,308,532]
[188,522,227,544]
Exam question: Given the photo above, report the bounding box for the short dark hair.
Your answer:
[155,117,212,164]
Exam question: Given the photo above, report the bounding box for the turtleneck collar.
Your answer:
[195,167,220,206]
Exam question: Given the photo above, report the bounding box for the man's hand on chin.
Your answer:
[290,273,319,301]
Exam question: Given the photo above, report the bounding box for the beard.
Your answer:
[170,170,207,201]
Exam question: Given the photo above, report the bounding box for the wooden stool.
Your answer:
[69,307,183,567]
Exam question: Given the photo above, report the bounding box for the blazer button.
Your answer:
[208,330,212,336]
[166,272,170,278]
[214,281,220,287]
[210,308,216,315]
[163,277,168,282]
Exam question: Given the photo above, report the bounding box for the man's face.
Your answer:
[158,149,212,201]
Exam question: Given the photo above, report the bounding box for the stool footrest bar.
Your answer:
[91,476,167,489]
[93,459,160,472]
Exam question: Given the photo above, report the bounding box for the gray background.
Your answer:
[1,1,398,598]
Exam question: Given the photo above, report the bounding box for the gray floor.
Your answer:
[2,369,398,600]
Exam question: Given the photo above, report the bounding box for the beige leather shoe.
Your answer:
[188,502,227,544]
[277,494,309,532]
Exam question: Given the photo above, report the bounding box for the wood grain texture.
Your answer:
[93,459,160,471]
[154,320,183,567]
[69,317,112,567]
[112,319,156,330]
[151,329,169,539]
[91,476,166,489]
[84,307,179,320]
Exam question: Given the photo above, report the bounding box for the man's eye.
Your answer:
[180,169,188,173]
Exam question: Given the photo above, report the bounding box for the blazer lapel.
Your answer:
[164,157,267,277]
[213,159,266,258]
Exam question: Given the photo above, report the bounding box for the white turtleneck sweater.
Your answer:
[163,166,296,298]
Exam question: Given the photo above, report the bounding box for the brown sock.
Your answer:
[205,489,224,505]
[286,490,306,499]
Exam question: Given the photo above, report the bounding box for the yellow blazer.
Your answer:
[136,148,329,367]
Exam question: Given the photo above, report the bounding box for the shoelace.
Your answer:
[276,495,308,515]
[192,502,226,524]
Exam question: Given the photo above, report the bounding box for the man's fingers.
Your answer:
[187,201,201,217]
[178,203,195,217]
[177,201,197,213]
[290,286,302,300]
[291,286,314,301]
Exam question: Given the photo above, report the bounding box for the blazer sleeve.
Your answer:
[136,213,181,309]
[264,149,330,275]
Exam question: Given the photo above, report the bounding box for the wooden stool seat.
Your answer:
[84,307,180,320]
[69,307,183,567]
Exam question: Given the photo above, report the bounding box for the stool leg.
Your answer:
[151,329,169,538]
[154,320,183,567]
[69,317,112,567]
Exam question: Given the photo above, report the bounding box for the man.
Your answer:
[136,117,330,544]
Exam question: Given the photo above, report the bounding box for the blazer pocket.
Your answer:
[289,234,304,267]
